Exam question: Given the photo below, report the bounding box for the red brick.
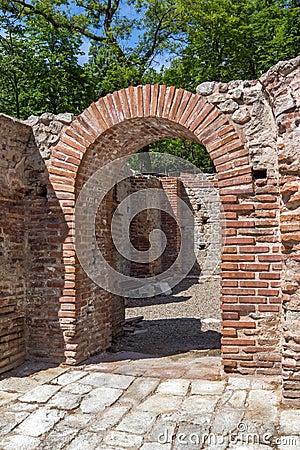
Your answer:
[227,220,256,228]
[220,195,238,203]
[188,100,214,130]
[179,94,199,124]
[259,272,281,280]
[222,360,238,368]
[238,296,267,303]
[258,254,282,262]
[258,305,280,312]
[222,304,256,312]
[222,272,255,279]
[225,237,255,245]
[221,295,238,303]
[222,347,239,353]
[257,288,279,296]
[222,280,238,287]
[222,312,239,320]
[174,90,192,121]
[239,246,269,253]
[240,278,267,288]
[222,255,255,262]
[240,263,270,271]
[222,328,238,337]
[168,88,184,120]
[222,288,256,296]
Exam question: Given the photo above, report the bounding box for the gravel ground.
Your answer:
[111,278,221,356]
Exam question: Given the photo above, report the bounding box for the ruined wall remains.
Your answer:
[24,113,74,363]
[0,57,299,405]
[179,173,221,279]
[261,58,300,405]
[0,112,75,372]
[118,173,220,281]
[197,75,283,375]
[0,115,30,373]
[0,114,50,373]
[128,176,163,277]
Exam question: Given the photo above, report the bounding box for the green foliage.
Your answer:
[147,139,214,173]
[0,6,93,118]
[0,0,298,169]
[129,139,214,173]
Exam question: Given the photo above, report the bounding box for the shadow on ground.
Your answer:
[0,361,59,380]
[126,278,201,308]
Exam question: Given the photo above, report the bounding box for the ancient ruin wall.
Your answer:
[0,114,50,373]
[128,175,163,277]
[196,73,283,375]
[178,173,221,279]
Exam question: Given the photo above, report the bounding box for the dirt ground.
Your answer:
[111,277,221,356]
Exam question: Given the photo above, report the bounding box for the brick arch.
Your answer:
[52,85,249,179]
[50,85,267,370]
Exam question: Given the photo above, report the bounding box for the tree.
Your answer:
[0,1,181,92]
[0,13,33,118]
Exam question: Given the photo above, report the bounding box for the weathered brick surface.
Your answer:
[0,116,32,373]
[0,58,299,404]
[128,176,163,277]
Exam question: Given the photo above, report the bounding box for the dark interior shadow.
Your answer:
[110,318,221,357]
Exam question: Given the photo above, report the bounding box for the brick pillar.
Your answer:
[261,57,300,404]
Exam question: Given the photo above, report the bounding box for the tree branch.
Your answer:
[3,0,107,42]
[139,7,176,68]
[103,0,127,62]
[3,0,130,63]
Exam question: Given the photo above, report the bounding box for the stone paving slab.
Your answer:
[0,351,299,450]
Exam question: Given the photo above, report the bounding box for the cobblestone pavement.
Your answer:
[0,351,299,450]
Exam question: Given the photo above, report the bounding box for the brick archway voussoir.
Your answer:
[51,85,252,199]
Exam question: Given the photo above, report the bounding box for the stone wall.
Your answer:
[0,112,76,372]
[0,114,50,373]
[178,173,221,279]
[128,175,163,277]
[117,173,220,281]
[197,73,283,375]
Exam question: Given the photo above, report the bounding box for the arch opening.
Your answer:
[74,120,223,358]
